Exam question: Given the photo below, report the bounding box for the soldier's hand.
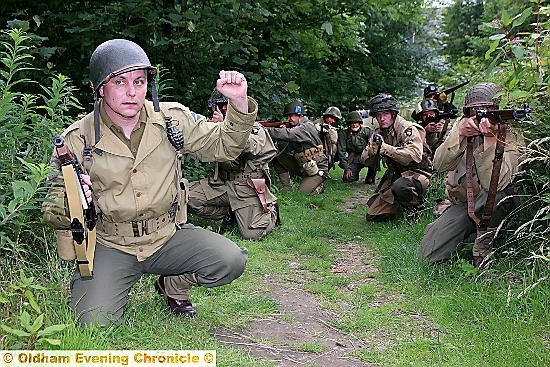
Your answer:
[212,106,224,122]
[216,70,248,114]
[458,116,481,138]
[343,169,353,180]
[80,174,93,205]
[368,134,383,156]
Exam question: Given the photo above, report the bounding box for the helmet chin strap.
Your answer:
[151,77,160,112]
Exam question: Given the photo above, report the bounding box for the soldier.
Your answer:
[419,83,524,266]
[361,93,432,221]
[267,100,329,195]
[313,106,341,168]
[207,89,229,122]
[337,111,375,183]
[415,99,450,158]
[188,92,280,240]
[42,39,257,325]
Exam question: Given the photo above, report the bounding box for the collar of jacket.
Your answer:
[94,100,167,164]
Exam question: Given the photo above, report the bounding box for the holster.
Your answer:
[247,178,269,213]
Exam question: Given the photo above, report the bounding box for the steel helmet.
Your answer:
[423,84,440,98]
[369,93,399,116]
[208,89,228,108]
[347,111,363,123]
[420,99,439,113]
[284,100,305,116]
[463,82,501,114]
[323,106,342,120]
[90,39,157,97]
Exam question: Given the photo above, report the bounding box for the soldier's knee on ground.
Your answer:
[366,213,393,222]
[391,177,424,207]
[74,304,123,326]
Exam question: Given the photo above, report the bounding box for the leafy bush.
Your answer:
[0,28,82,260]
[0,28,83,346]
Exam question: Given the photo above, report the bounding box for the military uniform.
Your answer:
[313,117,339,167]
[337,125,373,182]
[43,98,257,324]
[361,115,431,220]
[188,123,278,240]
[419,119,523,263]
[267,117,329,195]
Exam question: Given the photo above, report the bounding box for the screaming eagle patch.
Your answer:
[404,127,413,136]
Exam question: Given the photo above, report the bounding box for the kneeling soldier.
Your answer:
[361,93,432,221]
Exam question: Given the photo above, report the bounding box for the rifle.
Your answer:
[475,104,531,124]
[372,133,383,172]
[53,134,97,278]
[257,119,290,128]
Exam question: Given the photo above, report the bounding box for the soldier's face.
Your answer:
[287,113,300,125]
[375,111,395,129]
[350,122,361,132]
[100,69,147,121]
[323,116,337,125]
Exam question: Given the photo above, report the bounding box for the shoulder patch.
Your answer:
[252,126,260,135]
[405,127,413,136]
[190,112,205,122]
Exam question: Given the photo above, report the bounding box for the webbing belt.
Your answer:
[97,211,175,237]
[61,164,96,278]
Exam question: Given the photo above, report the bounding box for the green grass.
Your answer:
[1,167,548,366]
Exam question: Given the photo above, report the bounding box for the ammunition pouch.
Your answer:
[302,160,320,176]
[294,145,324,165]
[56,229,76,260]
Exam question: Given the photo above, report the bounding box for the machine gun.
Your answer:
[475,104,531,124]
[435,80,470,104]
[53,134,97,278]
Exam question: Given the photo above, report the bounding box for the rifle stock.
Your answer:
[257,119,290,128]
[53,134,97,278]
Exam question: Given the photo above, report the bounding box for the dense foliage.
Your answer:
[0,0,425,118]
[441,0,549,274]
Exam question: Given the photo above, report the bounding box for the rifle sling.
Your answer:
[465,124,508,230]
[465,138,479,225]
[480,124,508,229]
[61,164,96,278]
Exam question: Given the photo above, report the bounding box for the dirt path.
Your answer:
[214,183,427,366]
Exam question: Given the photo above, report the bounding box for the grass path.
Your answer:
[6,172,549,366]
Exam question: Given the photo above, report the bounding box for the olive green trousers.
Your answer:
[70,224,247,325]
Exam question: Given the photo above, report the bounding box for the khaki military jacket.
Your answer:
[433,118,524,204]
[337,126,372,170]
[361,115,430,174]
[266,117,329,172]
[196,123,277,210]
[43,98,258,260]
